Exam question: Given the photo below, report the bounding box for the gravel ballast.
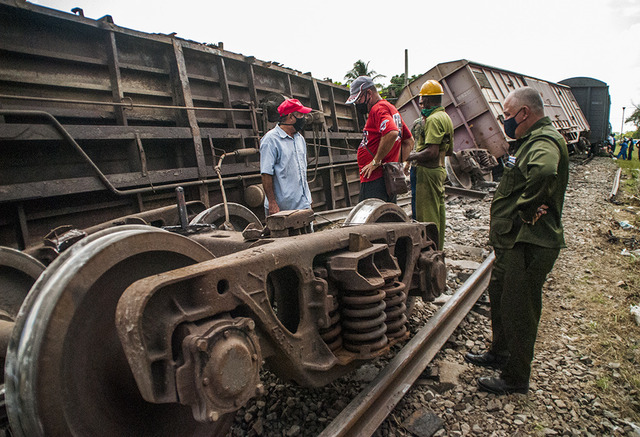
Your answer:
[228,157,640,437]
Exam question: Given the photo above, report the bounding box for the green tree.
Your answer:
[625,103,640,138]
[380,73,421,102]
[344,60,385,86]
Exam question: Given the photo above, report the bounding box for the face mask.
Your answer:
[355,91,370,115]
[421,107,437,118]
[292,115,306,132]
[503,107,524,139]
[281,115,306,132]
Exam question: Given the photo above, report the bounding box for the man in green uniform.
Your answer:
[407,80,453,250]
[464,87,569,395]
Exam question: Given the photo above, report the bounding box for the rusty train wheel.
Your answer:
[0,247,45,319]
[4,227,234,437]
[190,202,261,231]
[0,247,45,384]
[342,199,409,225]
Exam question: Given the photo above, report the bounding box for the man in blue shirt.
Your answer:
[616,138,628,160]
[260,98,313,216]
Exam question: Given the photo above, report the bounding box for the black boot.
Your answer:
[477,376,529,395]
[464,351,508,369]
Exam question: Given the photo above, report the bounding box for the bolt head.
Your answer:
[196,339,208,351]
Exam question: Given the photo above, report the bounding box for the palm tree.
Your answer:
[344,60,385,86]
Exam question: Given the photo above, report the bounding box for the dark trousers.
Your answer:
[488,243,560,383]
[410,166,417,218]
[359,177,396,203]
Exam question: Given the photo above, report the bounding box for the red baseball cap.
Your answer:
[277,98,312,116]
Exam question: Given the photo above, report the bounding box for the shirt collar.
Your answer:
[276,124,303,140]
[519,116,552,142]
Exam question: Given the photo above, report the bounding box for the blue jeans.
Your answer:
[617,145,628,160]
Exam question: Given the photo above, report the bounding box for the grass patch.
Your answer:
[628,374,640,389]
[590,293,607,304]
[532,422,546,431]
[595,376,611,391]
[616,159,640,171]
[616,160,640,197]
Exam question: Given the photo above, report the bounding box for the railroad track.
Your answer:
[315,186,487,227]
[318,252,495,437]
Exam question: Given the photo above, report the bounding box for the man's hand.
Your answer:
[268,201,280,215]
[360,161,379,179]
[523,204,548,225]
[532,204,548,224]
[403,160,411,175]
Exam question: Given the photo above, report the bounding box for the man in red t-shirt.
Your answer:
[346,76,414,202]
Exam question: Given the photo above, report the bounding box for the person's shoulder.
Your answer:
[265,125,288,139]
[374,99,397,114]
[432,109,452,121]
[260,126,284,147]
[427,110,452,128]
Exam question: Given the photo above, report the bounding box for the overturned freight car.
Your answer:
[0,0,364,251]
[395,59,590,186]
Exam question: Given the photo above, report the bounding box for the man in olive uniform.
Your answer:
[464,87,569,395]
[407,80,453,250]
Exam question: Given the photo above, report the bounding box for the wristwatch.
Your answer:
[371,159,381,167]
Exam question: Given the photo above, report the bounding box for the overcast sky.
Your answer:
[33,0,640,134]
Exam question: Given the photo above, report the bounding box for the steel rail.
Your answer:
[609,167,622,201]
[314,184,488,226]
[319,252,496,437]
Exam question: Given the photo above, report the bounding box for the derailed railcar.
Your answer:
[0,0,363,251]
[559,77,611,147]
[395,59,591,159]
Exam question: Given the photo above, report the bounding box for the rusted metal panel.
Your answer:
[396,59,591,158]
[0,0,361,249]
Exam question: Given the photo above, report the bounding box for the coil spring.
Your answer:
[473,150,496,168]
[382,281,408,338]
[340,289,388,353]
[319,295,342,352]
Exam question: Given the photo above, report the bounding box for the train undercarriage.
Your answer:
[0,200,446,436]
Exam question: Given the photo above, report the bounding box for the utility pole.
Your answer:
[404,49,409,88]
[621,106,626,136]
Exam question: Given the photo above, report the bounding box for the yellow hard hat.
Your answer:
[419,80,444,96]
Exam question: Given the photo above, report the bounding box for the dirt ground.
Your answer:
[532,157,640,432]
[392,156,640,436]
